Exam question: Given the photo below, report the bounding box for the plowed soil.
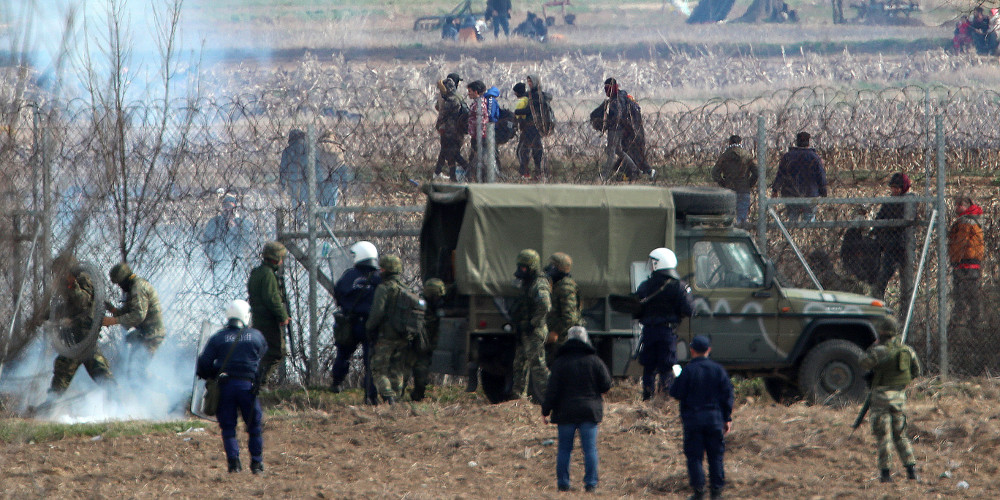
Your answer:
[2,380,999,499]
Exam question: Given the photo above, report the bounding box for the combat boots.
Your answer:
[879,469,892,483]
[710,487,723,499]
[687,488,704,500]
[642,390,653,401]
[906,465,920,481]
[465,363,479,392]
[250,460,264,475]
[227,458,242,473]
[410,388,425,402]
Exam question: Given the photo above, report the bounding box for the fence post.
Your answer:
[306,125,319,385]
[486,123,496,183]
[935,115,948,379]
[756,115,768,257]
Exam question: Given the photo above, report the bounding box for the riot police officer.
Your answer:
[331,241,381,403]
[634,247,693,400]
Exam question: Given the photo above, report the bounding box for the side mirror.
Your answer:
[764,260,776,289]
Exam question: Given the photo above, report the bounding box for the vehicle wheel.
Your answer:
[797,339,867,406]
[480,370,508,404]
[670,186,736,216]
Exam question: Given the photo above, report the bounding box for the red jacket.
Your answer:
[948,204,984,268]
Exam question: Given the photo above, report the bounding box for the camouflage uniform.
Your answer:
[366,255,414,403]
[248,242,290,385]
[859,319,921,481]
[50,268,114,393]
[411,278,445,401]
[109,263,165,354]
[510,249,551,401]
[545,253,581,365]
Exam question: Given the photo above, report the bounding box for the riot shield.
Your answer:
[189,320,219,420]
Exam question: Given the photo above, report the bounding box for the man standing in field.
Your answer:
[591,77,654,181]
[103,262,165,358]
[871,173,915,307]
[412,278,446,402]
[433,78,469,182]
[509,249,551,402]
[366,254,414,404]
[947,195,984,330]
[859,317,921,483]
[487,0,511,38]
[544,252,581,365]
[711,134,758,226]
[634,248,693,400]
[771,131,827,222]
[247,241,291,386]
[669,336,734,500]
[331,241,381,403]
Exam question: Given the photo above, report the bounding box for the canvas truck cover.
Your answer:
[421,184,675,297]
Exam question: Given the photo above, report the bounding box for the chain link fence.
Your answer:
[1,80,999,390]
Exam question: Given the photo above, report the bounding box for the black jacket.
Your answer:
[635,270,694,328]
[669,356,734,428]
[542,339,613,424]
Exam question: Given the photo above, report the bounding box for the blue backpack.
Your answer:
[485,86,501,123]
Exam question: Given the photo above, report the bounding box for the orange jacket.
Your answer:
[948,205,984,268]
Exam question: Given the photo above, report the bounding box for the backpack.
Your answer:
[494,108,517,145]
[531,91,556,136]
[390,286,428,349]
[454,100,470,135]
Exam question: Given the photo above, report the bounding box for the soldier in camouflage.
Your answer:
[859,317,921,483]
[366,255,414,404]
[103,262,165,356]
[411,278,446,401]
[247,241,290,386]
[509,249,551,402]
[545,252,581,365]
[49,256,114,394]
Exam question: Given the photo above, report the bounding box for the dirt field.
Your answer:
[2,379,999,499]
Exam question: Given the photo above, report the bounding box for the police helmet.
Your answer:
[226,299,252,328]
[648,248,677,272]
[351,241,378,265]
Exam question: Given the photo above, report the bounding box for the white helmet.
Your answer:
[648,247,677,272]
[350,241,378,265]
[225,299,251,327]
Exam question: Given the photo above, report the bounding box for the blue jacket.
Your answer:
[669,356,734,428]
[333,264,381,317]
[772,147,828,198]
[485,86,501,123]
[635,270,693,328]
[196,325,268,381]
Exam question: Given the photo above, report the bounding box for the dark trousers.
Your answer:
[639,328,677,394]
[873,247,909,307]
[258,326,284,386]
[434,134,467,178]
[492,16,510,37]
[218,378,263,463]
[331,321,378,403]
[516,129,545,177]
[683,422,726,491]
[951,267,981,328]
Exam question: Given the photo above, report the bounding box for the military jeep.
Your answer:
[420,183,891,405]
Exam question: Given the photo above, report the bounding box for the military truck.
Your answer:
[421,183,892,405]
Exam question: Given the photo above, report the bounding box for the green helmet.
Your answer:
[263,241,287,261]
[549,252,573,273]
[109,262,133,285]
[379,254,402,274]
[424,278,446,298]
[876,316,899,339]
[516,249,541,273]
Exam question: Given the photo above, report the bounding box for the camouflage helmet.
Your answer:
[424,278,446,298]
[109,262,133,285]
[516,249,541,273]
[263,241,287,261]
[549,252,573,273]
[876,316,899,339]
[379,254,403,274]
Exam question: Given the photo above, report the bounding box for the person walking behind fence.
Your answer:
[466,81,490,182]
[635,248,693,400]
[509,249,551,402]
[331,241,381,403]
[487,0,511,37]
[513,82,544,179]
[278,129,344,223]
[711,135,758,226]
[433,78,470,182]
[247,241,290,386]
[771,131,827,223]
[542,326,612,493]
[590,78,654,181]
[366,255,416,404]
[669,336,734,500]
[196,300,268,474]
[49,255,115,396]
[103,262,165,378]
[859,317,921,483]
[201,192,254,277]
[947,195,984,330]
[871,173,916,306]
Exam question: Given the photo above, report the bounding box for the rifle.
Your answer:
[852,369,881,431]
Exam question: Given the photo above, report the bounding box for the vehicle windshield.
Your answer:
[693,240,765,289]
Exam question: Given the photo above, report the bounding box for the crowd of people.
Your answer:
[953,7,1000,55]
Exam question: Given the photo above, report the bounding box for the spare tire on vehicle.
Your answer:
[670,186,736,216]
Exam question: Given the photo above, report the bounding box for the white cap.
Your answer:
[226,299,251,327]
[350,241,378,265]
